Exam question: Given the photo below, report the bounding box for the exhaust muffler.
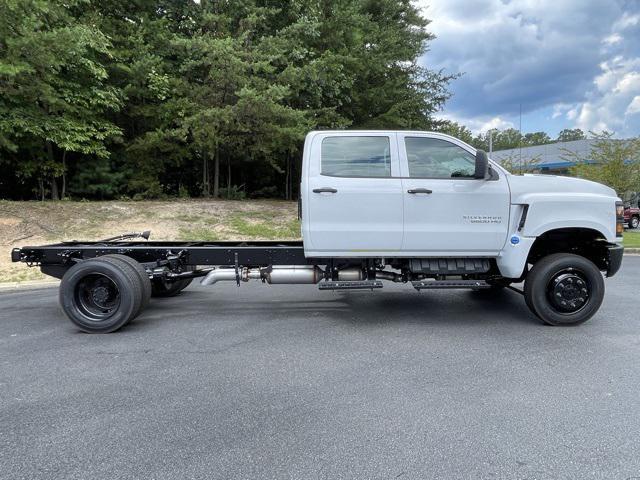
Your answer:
[264,265,324,284]
[201,265,323,286]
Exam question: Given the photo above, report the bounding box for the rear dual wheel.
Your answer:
[59,255,151,333]
[524,253,604,326]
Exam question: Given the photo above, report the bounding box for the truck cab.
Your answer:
[301,130,511,257]
[301,130,621,271]
[298,130,623,326]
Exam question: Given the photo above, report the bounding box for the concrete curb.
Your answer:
[0,280,59,291]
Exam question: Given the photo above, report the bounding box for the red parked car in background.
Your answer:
[625,205,640,229]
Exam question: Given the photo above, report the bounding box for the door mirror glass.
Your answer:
[474,150,489,179]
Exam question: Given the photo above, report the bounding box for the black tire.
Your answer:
[151,266,194,297]
[630,216,639,229]
[102,254,152,309]
[524,253,605,326]
[95,255,147,318]
[524,281,538,317]
[59,257,142,333]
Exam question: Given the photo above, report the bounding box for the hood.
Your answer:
[506,173,618,203]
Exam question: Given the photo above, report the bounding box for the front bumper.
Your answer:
[606,243,624,277]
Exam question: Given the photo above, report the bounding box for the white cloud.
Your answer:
[440,112,514,135]
[552,103,575,119]
[571,66,640,134]
[626,96,640,115]
[613,12,640,30]
[564,17,640,136]
[419,0,640,137]
[603,33,622,46]
[476,116,515,133]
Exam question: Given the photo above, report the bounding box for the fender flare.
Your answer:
[496,225,610,279]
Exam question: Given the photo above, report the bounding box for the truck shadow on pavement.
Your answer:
[132,286,541,332]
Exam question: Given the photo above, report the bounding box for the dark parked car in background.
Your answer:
[625,206,640,229]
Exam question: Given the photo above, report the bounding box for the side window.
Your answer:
[321,136,391,177]
[405,137,476,178]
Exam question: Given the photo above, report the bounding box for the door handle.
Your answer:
[313,187,338,193]
[407,188,432,194]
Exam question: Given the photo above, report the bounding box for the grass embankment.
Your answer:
[622,230,640,248]
[0,200,299,283]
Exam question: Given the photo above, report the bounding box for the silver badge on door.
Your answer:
[463,215,503,224]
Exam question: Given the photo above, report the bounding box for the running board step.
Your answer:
[319,280,383,290]
[412,280,490,290]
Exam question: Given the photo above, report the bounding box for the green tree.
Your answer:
[497,152,542,173]
[493,128,523,150]
[0,0,122,199]
[0,0,456,201]
[435,121,474,145]
[523,131,551,146]
[566,132,640,196]
[557,128,585,142]
[317,0,455,130]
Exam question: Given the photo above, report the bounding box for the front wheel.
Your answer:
[524,253,605,326]
[629,216,639,229]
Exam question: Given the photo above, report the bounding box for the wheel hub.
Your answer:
[75,274,121,320]
[91,286,111,306]
[549,272,589,313]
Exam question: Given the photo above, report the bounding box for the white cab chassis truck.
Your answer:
[12,131,624,333]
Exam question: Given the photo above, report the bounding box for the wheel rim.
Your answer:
[633,218,639,228]
[546,269,590,314]
[74,273,121,321]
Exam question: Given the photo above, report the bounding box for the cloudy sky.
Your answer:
[418,0,640,138]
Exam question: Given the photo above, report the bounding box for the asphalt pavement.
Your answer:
[2,258,640,480]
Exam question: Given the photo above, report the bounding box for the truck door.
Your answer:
[399,133,510,254]
[304,133,403,254]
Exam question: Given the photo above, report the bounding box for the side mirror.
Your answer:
[474,149,489,179]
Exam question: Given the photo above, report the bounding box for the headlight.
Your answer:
[616,201,624,236]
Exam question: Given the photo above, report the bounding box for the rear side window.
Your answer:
[405,137,475,178]
[321,136,391,177]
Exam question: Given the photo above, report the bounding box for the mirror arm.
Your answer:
[474,149,489,179]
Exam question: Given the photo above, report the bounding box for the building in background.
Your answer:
[491,138,639,207]
[489,139,594,175]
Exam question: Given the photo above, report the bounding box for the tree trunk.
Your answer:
[202,150,210,197]
[46,141,59,200]
[289,154,293,200]
[227,159,231,199]
[50,178,59,200]
[61,151,67,199]
[292,155,297,200]
[285,152,290,200]
[213,144,220,198]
